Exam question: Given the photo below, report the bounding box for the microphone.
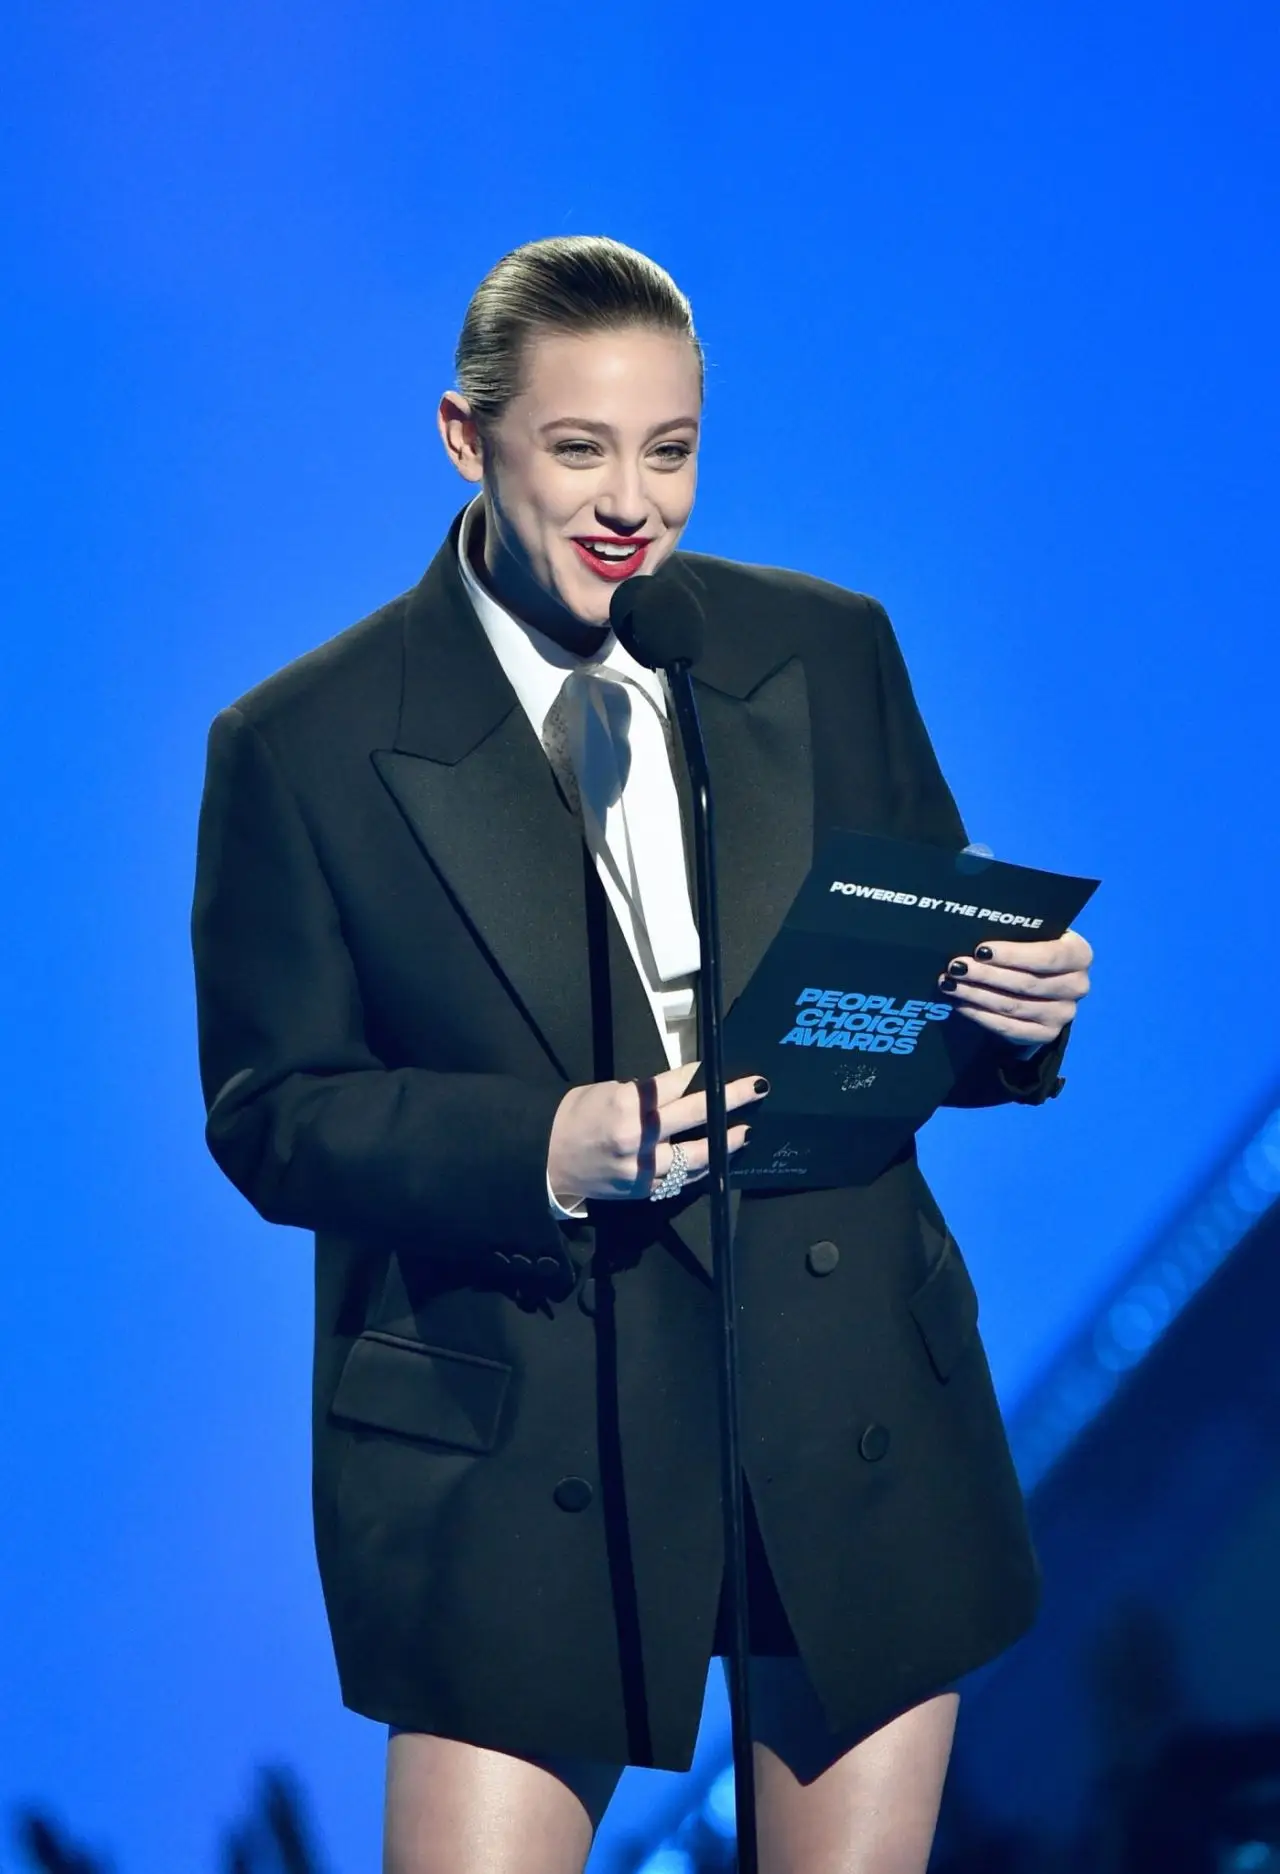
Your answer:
[610,553,761,1867]
[609,558,705,669]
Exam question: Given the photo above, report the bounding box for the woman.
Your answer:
[191,236,1091,1874]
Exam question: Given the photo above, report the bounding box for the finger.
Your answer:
[942,976,1077,1020]
[629,1064,698,1146]
[651,1061,704,1100]
[962,938,1070,976]
[651,1061,772,1105]
[962,931,1092,975]
[948,1000,1063,1044]
[655,1071,770,1144]
[658,1122,753,1188]
[942,960,1091,1003]
[943,990,1070,1041]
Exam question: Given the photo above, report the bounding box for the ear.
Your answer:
[437,391,485,483]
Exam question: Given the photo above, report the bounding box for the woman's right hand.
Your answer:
[546,1061,770,1209]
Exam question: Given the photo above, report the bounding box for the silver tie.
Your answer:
[540,679,583,817]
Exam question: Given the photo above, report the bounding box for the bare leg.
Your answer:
[729,1655,960,1874]
[383,1730,625,1874]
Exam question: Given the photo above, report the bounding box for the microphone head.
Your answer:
[609,557,705,669]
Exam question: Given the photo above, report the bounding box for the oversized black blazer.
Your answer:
[190,507,1071,1772]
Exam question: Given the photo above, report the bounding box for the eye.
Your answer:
[552,440,602,461]
[649,442,694,467]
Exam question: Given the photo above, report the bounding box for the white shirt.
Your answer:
[455,499,700,1218]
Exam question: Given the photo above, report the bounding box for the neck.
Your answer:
[469,500,610,658]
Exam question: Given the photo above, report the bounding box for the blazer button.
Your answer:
[535,1255,561,1278]
[859,1424,890,1463]
[806,1239,840,1276]
[578,1278,597,1317]
[553,1476,594,1512]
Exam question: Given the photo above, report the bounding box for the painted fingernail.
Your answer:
[743,1126,753,1142]
[753,1077,770,1095]
[976,944,994,962]
[947,959,969,977]
[939,977,957,992]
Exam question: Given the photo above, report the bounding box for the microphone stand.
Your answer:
[665,658,759,1874]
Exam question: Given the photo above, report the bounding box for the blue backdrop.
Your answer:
[2,2,1275,1868]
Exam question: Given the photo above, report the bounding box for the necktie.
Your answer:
[540,680,583,817]
[541,667,701,1000]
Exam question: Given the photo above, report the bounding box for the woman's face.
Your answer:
[440,325,702,631]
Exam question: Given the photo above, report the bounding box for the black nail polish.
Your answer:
[743,1126,753,1142]
[939,977,957,992]
[947,959,969,978]
[753,1077,771,1096]
[975,944,994,962]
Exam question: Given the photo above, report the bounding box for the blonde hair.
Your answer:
[455,235,703,433]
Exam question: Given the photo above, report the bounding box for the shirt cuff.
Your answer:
[547,1170,589,1220]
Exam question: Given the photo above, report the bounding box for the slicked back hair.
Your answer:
[454,235,703,436]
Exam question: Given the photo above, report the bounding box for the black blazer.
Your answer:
[190,509,1070,1771]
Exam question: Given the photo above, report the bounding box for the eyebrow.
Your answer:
[538,416,700,439]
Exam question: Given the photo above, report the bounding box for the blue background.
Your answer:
[1,2,1275,1867]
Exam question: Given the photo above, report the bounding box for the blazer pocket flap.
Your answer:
[909,1227,980,1383]
[331,1331,512,1454]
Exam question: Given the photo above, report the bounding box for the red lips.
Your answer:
[570,536,652,582]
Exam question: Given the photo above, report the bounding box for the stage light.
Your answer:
[636,1849,696,1874]
[1220,1843,1277,1871]
[702,1764,737,1836]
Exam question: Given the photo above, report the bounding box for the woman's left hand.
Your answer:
[937,929,1093,1049]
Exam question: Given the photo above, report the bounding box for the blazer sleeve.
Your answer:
[190,703,575,1273]
[869,600,1071,1109]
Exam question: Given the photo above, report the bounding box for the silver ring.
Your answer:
[648,1140,690,1202]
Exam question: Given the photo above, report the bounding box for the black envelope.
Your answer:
[683,829,1098,1190]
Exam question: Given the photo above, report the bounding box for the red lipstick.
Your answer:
[570,535,652,583]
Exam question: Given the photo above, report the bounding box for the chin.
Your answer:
[555,573,614,628]
[575,596,613,627]
[559,550,673,628]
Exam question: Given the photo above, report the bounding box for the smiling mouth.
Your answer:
[570,536,653,581]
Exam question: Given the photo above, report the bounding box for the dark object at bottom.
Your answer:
[711,1475,798,1658]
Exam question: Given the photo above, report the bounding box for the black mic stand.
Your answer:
[664,658,759,1874]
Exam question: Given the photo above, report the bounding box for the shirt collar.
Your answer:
[456,496,667,709]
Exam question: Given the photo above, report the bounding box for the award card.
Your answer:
[683,829,1098,1189]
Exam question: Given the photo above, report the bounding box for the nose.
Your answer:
[594,460,649,534]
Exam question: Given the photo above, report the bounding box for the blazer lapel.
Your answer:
[661,561,816,1280]
[372,515,604,1085]
[688,658,814,1020]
